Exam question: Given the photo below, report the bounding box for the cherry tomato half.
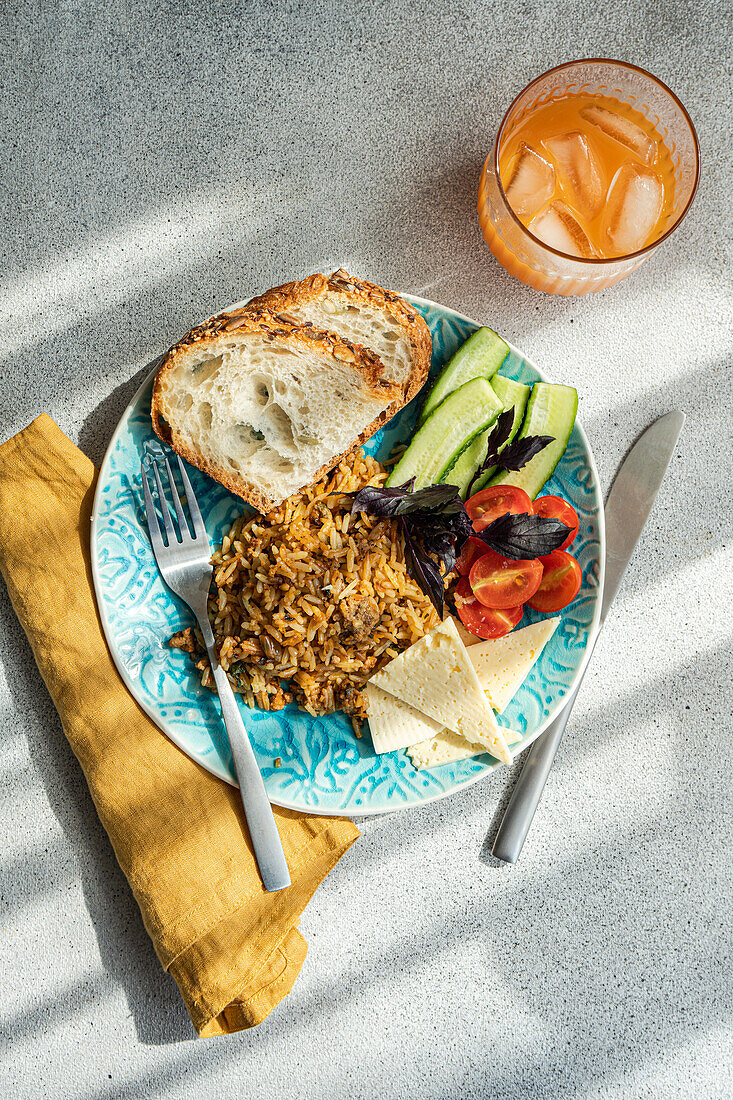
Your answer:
[532,495,579,550]
[465,485,533,532]
[527,550,582,612]
[454,576,523,639]
[469,548,543,609]
[455,536,491,576]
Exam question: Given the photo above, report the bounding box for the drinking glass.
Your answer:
[478,59,700,295]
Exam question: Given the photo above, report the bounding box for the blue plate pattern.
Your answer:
[91,297,603,815]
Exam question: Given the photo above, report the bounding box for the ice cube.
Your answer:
[544,131,604,219]
[504,143,556,219]
[529,201,595,258]
[603,163,665,255]
[579,103,657,165]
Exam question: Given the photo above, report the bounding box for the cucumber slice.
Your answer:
[487,382,578,500]
[418,327,509,427]
[387,378,504,489]
[447,375,531,499]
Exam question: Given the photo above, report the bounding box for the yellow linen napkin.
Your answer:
[0,415,359,1036]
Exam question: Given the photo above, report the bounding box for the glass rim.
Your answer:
[492,57,701,266]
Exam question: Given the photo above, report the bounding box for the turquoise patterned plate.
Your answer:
[91,296,604,816]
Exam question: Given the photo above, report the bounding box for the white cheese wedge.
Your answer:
[365,682,443,754]
[370,617,511,764]
[407,726,524,770]
[467,616,561,712]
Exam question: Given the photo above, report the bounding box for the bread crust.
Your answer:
[244,268,432,403]
[151,306,403,514]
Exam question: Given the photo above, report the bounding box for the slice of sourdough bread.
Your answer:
[244,269,431,403]
[151,309,402,513]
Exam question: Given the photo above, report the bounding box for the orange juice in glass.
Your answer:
[478,60,699,295]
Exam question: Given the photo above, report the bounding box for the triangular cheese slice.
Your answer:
[365,682,443,754]
[467,616,561,712]
[370,617,511,764]
[407,726,523,770]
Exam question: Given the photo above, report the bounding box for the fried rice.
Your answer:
[169,448,440,731]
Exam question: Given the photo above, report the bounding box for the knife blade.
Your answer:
[491,410,685,864]
[602,410,685,622]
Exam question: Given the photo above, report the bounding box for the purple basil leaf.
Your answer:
[351,481,470,519]
[350,479,477,610]
[428,531,459,574]
[483,409,515,462]
[465,409,515,498]
[476,512,571,559]
[408,526,458,576]
[495,434,554,473]
[349,484,416,518]
[401,521,445,617]
[408,510,472,572]
[407,510,473,549]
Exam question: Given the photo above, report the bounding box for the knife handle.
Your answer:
[492,630,598,863]
[491,695,575,863]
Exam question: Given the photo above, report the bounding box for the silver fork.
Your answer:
[141,453,291,893]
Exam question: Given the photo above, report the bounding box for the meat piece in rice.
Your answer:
[169,627,197,653]
[341,596,380,640]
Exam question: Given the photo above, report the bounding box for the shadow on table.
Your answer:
[2,513,730,1072]
[78,358,160,468]
[81,636,731,1097]
[2,150,728,1047]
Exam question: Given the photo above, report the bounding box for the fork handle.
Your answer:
[197,616,291,892]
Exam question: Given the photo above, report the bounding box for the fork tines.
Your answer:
[141,453,207,550]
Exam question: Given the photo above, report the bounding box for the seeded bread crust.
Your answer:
[151,307,402,514]
[244,268,432,403]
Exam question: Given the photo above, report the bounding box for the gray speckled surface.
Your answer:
[1,2,732,1097]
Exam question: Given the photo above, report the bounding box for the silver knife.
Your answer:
[491,410,685,864]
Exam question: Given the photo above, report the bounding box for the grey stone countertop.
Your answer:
[1,2,731,1098]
